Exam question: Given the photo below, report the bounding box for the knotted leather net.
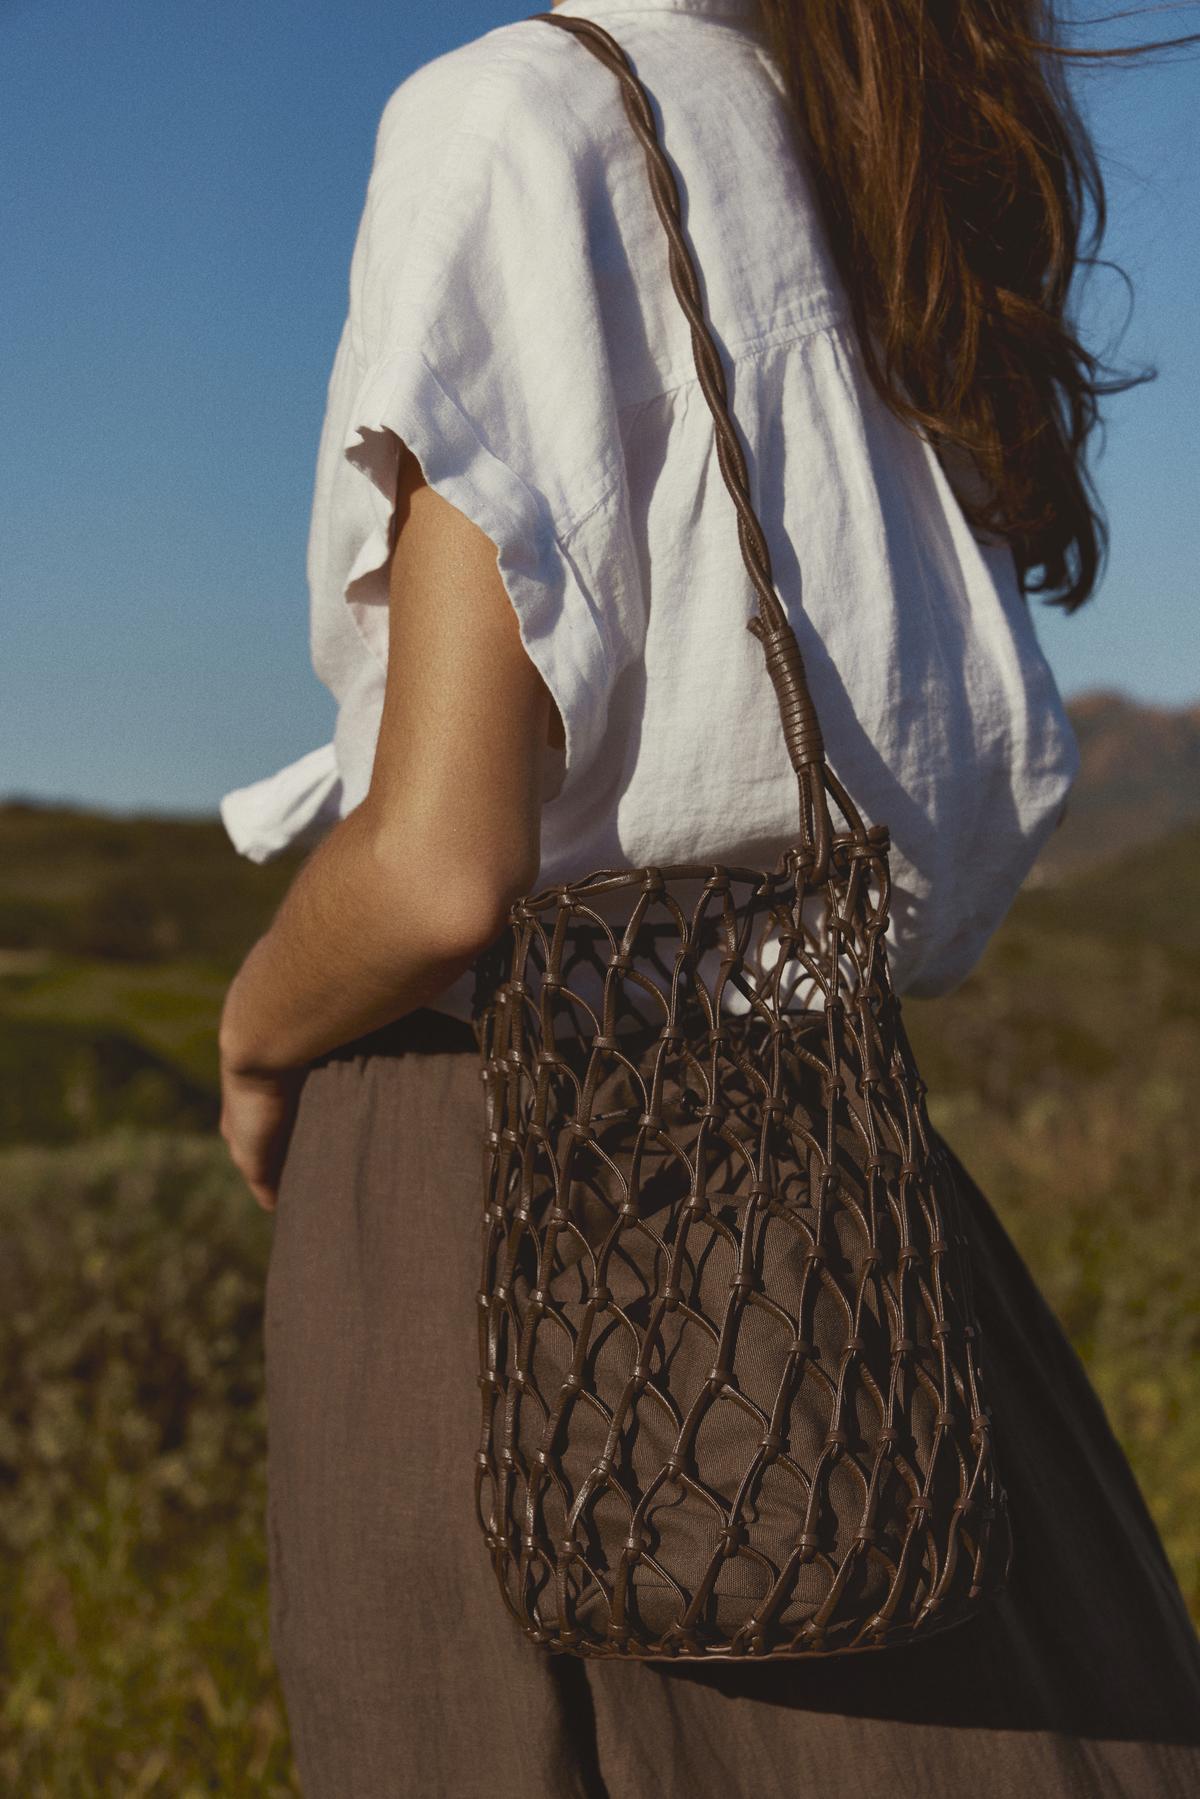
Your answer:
[468,13,1014,1660]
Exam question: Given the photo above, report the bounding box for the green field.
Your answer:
[0,805,1197,1792]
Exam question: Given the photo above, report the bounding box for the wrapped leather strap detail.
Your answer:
[746,615,826,771]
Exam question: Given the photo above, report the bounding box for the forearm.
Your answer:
[218,802,506,1075]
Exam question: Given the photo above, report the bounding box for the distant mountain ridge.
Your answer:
[1029,689,1200,884]
[0,691,1195,923]
[0,695,1195,1145]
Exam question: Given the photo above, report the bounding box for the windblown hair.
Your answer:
[756,1,1199,611]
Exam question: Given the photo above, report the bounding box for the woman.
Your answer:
[219,0,1200,1792]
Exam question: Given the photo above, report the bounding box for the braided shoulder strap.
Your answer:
[532,10,858,879]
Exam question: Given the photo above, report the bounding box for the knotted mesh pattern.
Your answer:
[465,10,1015,1659]
[471,826,1014,1659]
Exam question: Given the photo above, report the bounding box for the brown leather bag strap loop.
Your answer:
[531,10,845,880]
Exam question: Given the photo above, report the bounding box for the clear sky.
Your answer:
[1,0,1197,815]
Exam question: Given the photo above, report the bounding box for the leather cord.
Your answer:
[530,10,857,881]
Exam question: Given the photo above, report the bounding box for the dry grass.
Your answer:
[0,823,1196,1789]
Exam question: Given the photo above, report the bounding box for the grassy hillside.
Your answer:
[0,1136,293,1794]
[0,802,303,1146]
[903,820,1200,1642]
[1028,689,1200,883]
[0,802,301,964]
[0,803,1197,1792]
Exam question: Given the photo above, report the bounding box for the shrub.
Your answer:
[0,1133,296,1796]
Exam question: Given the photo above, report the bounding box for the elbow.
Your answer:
[439,874,526,960]
[359,808,534,960]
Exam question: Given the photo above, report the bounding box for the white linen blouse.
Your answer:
[220,0,1079,1026]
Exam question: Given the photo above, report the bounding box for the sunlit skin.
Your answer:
[218,440,565,1210]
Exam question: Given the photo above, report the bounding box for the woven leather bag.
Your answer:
[467,10,1015,1661]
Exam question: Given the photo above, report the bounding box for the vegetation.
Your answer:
[0,1136,294,1796]
[904,820,1200,1625]
[0,802,1196,1790]
[0,803,301,967]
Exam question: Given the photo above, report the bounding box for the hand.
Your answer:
[219,1060,304,1212]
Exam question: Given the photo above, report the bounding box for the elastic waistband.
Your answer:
[317,1006,479,1064]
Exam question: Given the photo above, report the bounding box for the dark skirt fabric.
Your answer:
[264,1007,1200,1798]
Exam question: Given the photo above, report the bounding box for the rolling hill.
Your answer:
[1028,688,1200,883]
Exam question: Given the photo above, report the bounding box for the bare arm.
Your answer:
[218,440,562,1200]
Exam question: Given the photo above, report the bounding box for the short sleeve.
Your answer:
[324,27,645,804]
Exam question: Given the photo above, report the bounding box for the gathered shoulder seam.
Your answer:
[616,300,855,418]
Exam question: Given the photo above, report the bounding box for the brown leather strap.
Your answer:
[531,10,855,877]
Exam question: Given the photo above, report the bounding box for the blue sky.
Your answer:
[1,0,1197,815]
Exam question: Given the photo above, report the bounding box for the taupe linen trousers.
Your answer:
[265,1007,1200,1798]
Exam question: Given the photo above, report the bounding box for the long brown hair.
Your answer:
[755,2,1200,611]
